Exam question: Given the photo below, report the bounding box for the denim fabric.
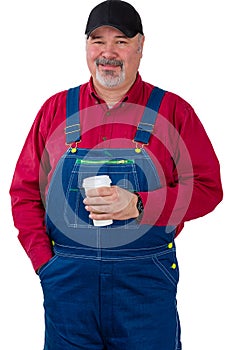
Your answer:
[45,148,162,247]
[42,147,182,349]
[39,240,181,349]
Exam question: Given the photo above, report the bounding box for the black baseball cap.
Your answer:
[85,0,144,38]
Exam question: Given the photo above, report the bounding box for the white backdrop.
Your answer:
[1,0,232,349]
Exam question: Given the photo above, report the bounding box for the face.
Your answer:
[86,26,144,90]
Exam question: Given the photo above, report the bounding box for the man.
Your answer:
[10,1,223,349]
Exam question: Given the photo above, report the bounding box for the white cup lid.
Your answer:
[82,175,111,188]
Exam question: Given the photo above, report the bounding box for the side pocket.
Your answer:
[152,251,179,288]
[38,255,59,279]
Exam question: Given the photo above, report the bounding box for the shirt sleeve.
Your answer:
[9,94,62,272]
[139,95,223,232]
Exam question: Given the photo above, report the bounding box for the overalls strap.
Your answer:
[65,85,166,145]
[65,85,81,144]
[134,87,166,144]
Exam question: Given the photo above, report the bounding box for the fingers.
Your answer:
[89,212,113,221]
[85,186,115,198]
[84,187,117,205]
[83,186,117,215]
[85,204,112,214]
[83,186,139,220]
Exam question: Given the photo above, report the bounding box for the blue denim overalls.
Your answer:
[39,86,182,350]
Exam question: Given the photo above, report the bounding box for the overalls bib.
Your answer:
[39,86,182,350]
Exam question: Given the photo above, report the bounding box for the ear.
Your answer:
[137,35,145,55]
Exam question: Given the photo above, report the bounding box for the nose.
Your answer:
[101,43,118,59]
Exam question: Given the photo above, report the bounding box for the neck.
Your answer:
[94,86,127,107]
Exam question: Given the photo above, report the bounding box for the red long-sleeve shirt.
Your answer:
[10,75,223,271]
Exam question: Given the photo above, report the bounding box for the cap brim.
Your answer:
[86,24,138,38]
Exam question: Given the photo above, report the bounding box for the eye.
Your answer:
[93,40,104,45]
[116,40,128,45]
[89,36,105,45]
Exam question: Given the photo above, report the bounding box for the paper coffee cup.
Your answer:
[82,175,113,226]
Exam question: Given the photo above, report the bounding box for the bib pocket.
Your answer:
[64,159,139,228]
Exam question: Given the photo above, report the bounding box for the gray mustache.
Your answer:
[96,58,123,68]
